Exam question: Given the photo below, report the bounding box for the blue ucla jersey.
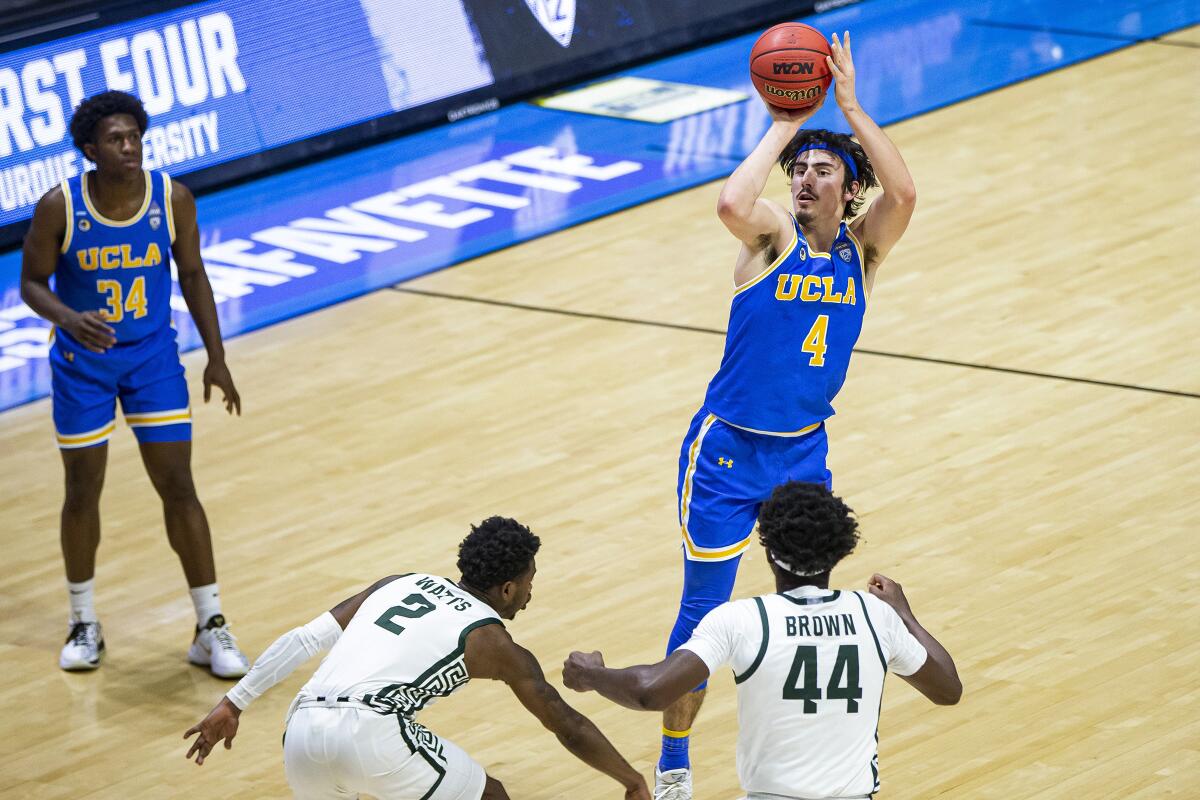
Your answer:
[56,170,176,344]
[703,217,866,434]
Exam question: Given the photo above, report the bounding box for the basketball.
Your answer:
[749,23,833,109]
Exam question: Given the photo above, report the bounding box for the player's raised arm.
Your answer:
[465,624,650,800]
[868,574,962,705]
[20,188,117,353]
[562,649,711,712]
[716,100,824,250]
[830,32,917,282]
[183,575,404,765]
[169,179,240,415]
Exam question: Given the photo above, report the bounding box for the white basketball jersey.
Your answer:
[298,573,502,718]
[680,586,927,799]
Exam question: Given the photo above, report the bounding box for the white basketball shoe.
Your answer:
[60,621,105,670]
[654,767,693,800]
[188,614,249,678]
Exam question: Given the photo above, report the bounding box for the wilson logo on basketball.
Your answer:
[772,62,815,75]
[763,84,821,103]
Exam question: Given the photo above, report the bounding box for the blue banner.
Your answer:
[0,0,494,228]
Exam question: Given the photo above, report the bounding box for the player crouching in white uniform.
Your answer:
[564,483,961,800]
[185,517,649,800]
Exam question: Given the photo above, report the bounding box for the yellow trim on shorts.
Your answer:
[679,414,757,561]
[682,525,754,561]
[125,407,192,427]
[679,413,717,538]
[57,421,115,448]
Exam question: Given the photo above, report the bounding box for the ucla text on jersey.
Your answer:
[56,170,176,344]
[705,217,867,435]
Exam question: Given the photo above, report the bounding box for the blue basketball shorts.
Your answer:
[676,406,832,563]
[49,326,191,449]
[667,407,834,669]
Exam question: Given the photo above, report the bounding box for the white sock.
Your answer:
[189,583,223,627]
[67,578,97,623]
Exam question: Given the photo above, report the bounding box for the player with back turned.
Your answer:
[20,90,247,677]
[566,482,961,800]
[656,32,918,798]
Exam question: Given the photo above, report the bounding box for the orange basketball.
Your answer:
[749,22,833,109]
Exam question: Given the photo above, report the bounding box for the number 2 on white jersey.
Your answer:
[802,314,829,366]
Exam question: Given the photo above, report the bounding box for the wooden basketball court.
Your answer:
[1,30,1196,799]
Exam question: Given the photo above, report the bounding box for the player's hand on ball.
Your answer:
[868,573,914,619]
[203,359,242,415]
[826,31,859,112]
[184,696,241,765]
[766,95,825,126]
[563,650,604,691]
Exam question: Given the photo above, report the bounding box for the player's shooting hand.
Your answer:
[826,31,859,113]
[868,573,915,619]
[562,650,605,692]
[64,310,116,353]
[184,696,241,765]
[766,93,825,127]
[203,359,241,415]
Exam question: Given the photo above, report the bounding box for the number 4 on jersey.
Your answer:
[802,314,829,366]
[782,644,862,712]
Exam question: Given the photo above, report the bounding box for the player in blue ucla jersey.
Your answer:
[20,91,249,679]
[655,33,919,798]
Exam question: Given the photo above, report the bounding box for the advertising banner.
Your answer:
[0,0,494,229]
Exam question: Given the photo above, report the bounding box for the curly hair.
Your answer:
[456,516,541,590]
[757,482,859,577]
[69,91,148,153]
[779,128,878,219]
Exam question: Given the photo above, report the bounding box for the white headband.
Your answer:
[770,552,825,577]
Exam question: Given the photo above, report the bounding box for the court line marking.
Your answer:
[389,286,1199,400]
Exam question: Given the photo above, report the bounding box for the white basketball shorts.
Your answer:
[283,704,486,800]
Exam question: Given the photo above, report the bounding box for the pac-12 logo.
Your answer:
[524,0,576,47]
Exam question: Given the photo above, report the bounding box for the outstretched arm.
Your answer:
[831,32,917,284]
[465,625,649,799]
[183,575,404,765]
[562,650,710,712]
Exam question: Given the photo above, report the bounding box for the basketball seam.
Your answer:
[751,47,831,58]
[750,73,829,84]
